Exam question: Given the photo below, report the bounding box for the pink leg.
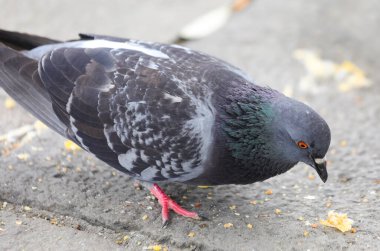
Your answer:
[149,183,202,227]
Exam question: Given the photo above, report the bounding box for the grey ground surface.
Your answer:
[0,0,379,250]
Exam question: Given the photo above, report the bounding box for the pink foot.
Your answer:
[150,183,202,227]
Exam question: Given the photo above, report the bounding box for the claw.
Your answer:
[196,214,209,221]
[162,220,170,228]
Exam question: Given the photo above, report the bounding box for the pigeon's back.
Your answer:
[0,31,243,183]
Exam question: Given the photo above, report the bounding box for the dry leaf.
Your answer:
[4,97,16,109]
[147,245,164,251]
[64,140,81,152]
[264,189,273,195]
[320,211,354,232]
[197,186,210,189]
[339,140,348,147]
[188,231,196,237]
[50,218,58,225]
[297,216,304,221]
[229,205,236,210]
[17,153,30,161]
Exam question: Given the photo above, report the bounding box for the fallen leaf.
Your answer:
[4,97,16,109]
[320,211,354,232]
[297,216,304,221]
[339,140,348,147]
[229,205,236,210]
[17,153,30,161]
[336,61,371,92]
[50,218,58,225]
[188,231,196,238]
[64,140,81,152]
[264,189,273,195]
[147,245,164,251]
[197,186,210,189]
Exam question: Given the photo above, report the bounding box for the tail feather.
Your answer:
[0,29,60,50]
[0,43,66,136]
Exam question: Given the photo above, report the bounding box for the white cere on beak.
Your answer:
[314,158,326,165]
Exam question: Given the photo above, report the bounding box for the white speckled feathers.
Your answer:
[5,36,222,182]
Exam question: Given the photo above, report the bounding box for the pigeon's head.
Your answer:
[270,95,331,182]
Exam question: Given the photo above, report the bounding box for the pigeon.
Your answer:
[0,29,331,226]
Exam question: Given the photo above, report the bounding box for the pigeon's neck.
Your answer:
[208,84,296,184]
[221,85,277,158]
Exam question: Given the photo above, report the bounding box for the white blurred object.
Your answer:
[178,0,251,41]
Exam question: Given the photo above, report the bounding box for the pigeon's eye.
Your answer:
[297,141,309,149]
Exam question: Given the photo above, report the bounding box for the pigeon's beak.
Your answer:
[312,157,328,183]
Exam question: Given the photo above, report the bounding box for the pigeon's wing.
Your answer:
[38,41,216,182]
[0,43,67,136]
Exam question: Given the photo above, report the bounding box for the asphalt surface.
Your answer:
[0,0,379,250]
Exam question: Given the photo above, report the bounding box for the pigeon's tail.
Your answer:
[0,29,59,50]
[0,41,66,137]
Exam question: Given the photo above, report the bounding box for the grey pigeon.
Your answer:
[0,30,331,226]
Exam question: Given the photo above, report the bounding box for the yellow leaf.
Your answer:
[147,245,163,251]
[197,186,210,189]
[4,97,16,109]
[320,211,354,232]
[188,231,196,237]
[264,189,273,195]
[64,140,81,152]
[50,218,58,225]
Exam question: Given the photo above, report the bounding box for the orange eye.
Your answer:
[297,141,309,149]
